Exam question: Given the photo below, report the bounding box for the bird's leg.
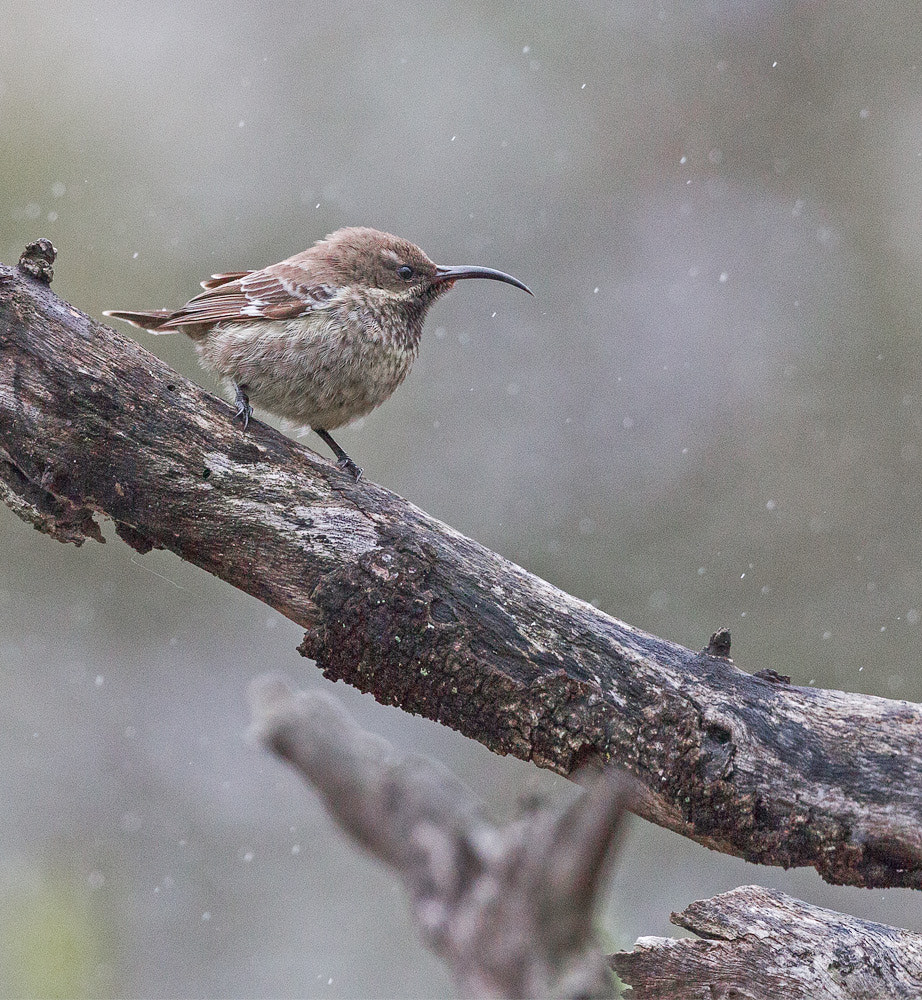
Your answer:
[233,383,253,430]
[314,429,363,480]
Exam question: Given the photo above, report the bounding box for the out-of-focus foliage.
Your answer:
[0,875,109,999]
[3,2,922,996]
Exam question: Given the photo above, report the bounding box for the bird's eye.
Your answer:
[397,265,414,280]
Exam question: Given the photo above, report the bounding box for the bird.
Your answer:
[105,226,532,479]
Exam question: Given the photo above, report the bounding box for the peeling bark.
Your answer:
[612,885,922,999]
[3,255,922,888]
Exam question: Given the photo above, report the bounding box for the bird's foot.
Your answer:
[314,428,362,480]
[336,456,363,480]
[233,385,253,430]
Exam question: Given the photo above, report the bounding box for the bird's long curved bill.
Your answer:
[434,264,533,295]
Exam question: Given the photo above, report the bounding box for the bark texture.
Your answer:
[249,675,627,999]
[612,885,922,999]
[2,254,922,888]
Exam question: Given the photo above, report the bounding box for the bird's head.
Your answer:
[314,227,532,303]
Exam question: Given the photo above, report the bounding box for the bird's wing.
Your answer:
[155,261,337,328]
[200,271,253,290]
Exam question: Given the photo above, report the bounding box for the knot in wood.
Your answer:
[701,718,736,782]
[754,667,792,685]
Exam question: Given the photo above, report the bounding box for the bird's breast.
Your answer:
[197,308,420,429]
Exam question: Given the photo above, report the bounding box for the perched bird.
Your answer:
[105,226,532,478]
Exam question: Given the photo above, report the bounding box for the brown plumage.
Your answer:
[105,226,531,478]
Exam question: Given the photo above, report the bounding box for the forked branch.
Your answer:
[249,674,628,999]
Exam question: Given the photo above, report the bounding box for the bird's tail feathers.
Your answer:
[103,309,177,333]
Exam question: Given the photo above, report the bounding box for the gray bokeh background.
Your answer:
[4,2,922,995]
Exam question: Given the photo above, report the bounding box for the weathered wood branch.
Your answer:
[612,885,922,999]
[2,250,922,888]
[249,674,627,999]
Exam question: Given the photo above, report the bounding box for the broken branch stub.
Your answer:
[612,885,922,1000]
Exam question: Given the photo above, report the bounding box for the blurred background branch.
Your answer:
[249,675,628,999]
[2,259,922,897]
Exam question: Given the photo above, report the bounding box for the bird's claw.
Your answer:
[233,402,252,430]
[233,386,253,430]
[337,456,363,480]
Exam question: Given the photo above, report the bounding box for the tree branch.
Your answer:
[2,251,922,888]
[249,674,628,999]
[611,885,922,999]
